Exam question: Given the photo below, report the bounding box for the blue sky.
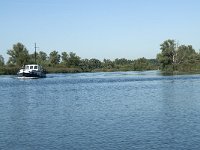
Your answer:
[1,0,200,61]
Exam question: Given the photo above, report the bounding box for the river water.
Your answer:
[1,71,200,150]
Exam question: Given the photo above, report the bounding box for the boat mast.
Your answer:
[34,43,38,64]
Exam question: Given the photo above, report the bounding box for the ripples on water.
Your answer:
[1,71,200,150]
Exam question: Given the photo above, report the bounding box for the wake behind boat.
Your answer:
[17,64,46,79]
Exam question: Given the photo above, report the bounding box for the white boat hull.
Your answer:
[17,64,46,79]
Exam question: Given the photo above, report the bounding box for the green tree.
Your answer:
[103,59,115,69]
[38,51,48,65]
[175,45,199,71]
[61,52,69,65]
[29,51,48,64]
[7,42,29,66]
[157,39,177,71]
[68,52,81,67]
[89,58,102,70]
[114,58,132,65]
[176,45,197,64]
[29,52,38,64]
[0,55,4,66]
[79,59,90,72]
[133,57,152,71]
[49,51,60,66]
[157,39,200,72]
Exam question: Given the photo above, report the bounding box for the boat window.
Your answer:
[25,66,29,69]
[30,66,33,69]
[34,66,38,69]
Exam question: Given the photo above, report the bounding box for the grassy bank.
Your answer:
[0,65,157,75]
[0,66,19,75]
[1,65,200,76]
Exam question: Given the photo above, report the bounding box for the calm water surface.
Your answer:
[1,71,200,150]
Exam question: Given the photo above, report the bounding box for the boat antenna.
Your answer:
[34,43,38,64]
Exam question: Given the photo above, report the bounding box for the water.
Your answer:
[1,71,200,150]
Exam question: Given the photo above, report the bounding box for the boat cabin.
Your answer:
[17,64,46,78]
[24,64,42,71]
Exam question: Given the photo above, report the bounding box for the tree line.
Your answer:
[0,42,158,74]
[1,39,200,75]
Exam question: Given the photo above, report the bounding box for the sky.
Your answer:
[1,0,200,62]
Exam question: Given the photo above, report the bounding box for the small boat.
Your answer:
[17,43,46,79]
[17,64,46,79]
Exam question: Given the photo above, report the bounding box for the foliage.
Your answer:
[157,39,200,72]
[114,58,132,65]
[61,52,69,66]
[88,58,102,70]
[0,55,4,66]
[0,66,19,75]
[45,66,82,73]
[37,51,48,65]
[79,59,90,72]
[157,39,177,70]
[7,42,29,66]
[2,40,200,75]
[67,52,81,67]
[133,57,156,71]
[49,50,61,66]
[103,59,115,69]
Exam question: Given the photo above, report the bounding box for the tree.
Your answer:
[157,39,200,72]
[49,50,60,66]
[61,52,69,65]
[38,51,48,65]
[7,42,29,66]
[0,55,4,66]
[157,39,177,71]
[133,57,152,71]
[114,58,132,65]
[68,52,81,67]
[176,45,197,64]
[79,59,90,72]
[103,59,115,69]
[29,52,38,64]
[29,51,48,64]
[88,58,102,70]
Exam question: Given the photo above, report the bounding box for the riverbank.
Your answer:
[1,65,200,76]
[0,65,157,75]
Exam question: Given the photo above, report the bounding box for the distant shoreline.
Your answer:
[1,40,200,75]
[0,66,156,75]
[1,66,200,76]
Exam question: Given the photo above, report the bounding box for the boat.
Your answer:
[17,43,46,79]
[17,64,46,79]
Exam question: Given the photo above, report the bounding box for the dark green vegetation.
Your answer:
[157,39,200,73]
[1,39,200,75]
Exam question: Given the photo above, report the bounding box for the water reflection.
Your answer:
[158,76,200,149]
